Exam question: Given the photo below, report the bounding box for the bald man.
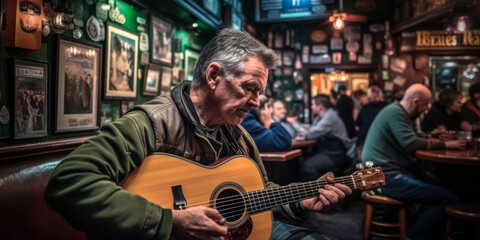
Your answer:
[362,84,465,240]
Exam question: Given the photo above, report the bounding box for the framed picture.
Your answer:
[160,66,173,94]
[105,23,138,99]
[5,0,42,50]
[184,47,200,81]
[282,51,294,66]
[352,78,369,92]
[55,37,102,133]
[12,59,48,139]
[151,15,173,66]
[143,64,162,96]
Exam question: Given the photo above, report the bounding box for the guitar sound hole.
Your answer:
[214,188,246,223]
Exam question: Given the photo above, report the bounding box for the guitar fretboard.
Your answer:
[245,176,359,213]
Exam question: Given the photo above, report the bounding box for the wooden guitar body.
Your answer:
[121,153,272,240]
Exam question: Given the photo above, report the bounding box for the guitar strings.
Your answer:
[186,175,363,210]
[183,174,372,214]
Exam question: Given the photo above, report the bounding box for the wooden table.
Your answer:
[260,149,302,162]
[416,149,480,203]
[260,149,302,185]
[415,149,480,166]
[291,139,317,149]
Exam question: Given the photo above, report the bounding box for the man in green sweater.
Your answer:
[45,28,351,240]
[362,84,465,240]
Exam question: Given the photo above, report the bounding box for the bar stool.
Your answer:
[362,192,406,240]
[444,204,480,240]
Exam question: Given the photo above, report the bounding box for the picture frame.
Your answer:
[184,47,200,81]
[105,23,138,99]
[5,0,42,50]
[352,78,369,92]
[143,63,162,96]
[160,66,173,94]
[282,51,294,66]
[55,36,102,133]
[150,15,173,66]
[12,59,48,139]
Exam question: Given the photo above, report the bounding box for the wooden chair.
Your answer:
[444,204,480,240]
[362,192,406,240]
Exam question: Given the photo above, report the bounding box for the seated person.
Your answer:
[335,86,356,138]
[300,94,354,181]
[271,99,287,122]
[355,83,389,161]
[461,82,480,124]
[421,88,471,133]
[352,89,368,121]
[281,108,309,139]
[363,84,465,240]
[241,95,292,152]
[44,28,351,240]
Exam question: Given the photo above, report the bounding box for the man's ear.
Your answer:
[206,62,221,90]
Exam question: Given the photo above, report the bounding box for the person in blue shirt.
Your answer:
[241,95,292,152]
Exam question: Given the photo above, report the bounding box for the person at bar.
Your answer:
[355,82,388,161]
[421,88,471,133]
[44,28,351,240]
[461,82,480,124]
[362,84,465,240]
[335,85,356,138]
[300,94,354,181]
[241,95,292,152]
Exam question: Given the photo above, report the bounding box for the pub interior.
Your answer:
[1,0,480,239]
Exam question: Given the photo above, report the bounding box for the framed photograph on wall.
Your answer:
[12,59,48,139]
[352,78,369,92]
[160,66,173,94]
[151,15,173,66]
[105,23,138,99]
[55,37,102,133]
[184,47,200,81]
[143,63,162,96]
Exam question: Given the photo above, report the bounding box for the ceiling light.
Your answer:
[329,10,347,30]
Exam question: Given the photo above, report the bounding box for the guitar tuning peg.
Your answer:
[365,161,374,168]
[376,188,382,194]
[355,163,364,170]
[369,190,375,196]
[363,191,368,197]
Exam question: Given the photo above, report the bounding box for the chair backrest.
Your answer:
[0,159,87,240]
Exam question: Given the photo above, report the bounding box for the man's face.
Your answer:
[212,56,268,125]
[111,45,130,86]
[413,97,431,118]
[449,95,463,113]
[272,101,286,121]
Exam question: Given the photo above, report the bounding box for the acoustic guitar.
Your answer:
[121,153,385,240]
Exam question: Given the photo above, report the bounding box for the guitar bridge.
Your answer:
[171,185,187,210]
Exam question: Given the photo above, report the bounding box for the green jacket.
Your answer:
[362,102,445,177]
[45,81,301,240]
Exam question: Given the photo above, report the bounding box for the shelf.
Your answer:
[391,0,474,34]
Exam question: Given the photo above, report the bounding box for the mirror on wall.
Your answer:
[430,56,480,100]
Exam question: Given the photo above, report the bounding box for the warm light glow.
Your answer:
[328,70,348,81]
[333,18,344,30]
[329,11,347,30]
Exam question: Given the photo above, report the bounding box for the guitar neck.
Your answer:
[246,175,358,213]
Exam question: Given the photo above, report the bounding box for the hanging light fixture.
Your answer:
[329,0,347,30]
[329,10,347,30]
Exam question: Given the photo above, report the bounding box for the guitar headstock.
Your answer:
[351,167,386,191]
